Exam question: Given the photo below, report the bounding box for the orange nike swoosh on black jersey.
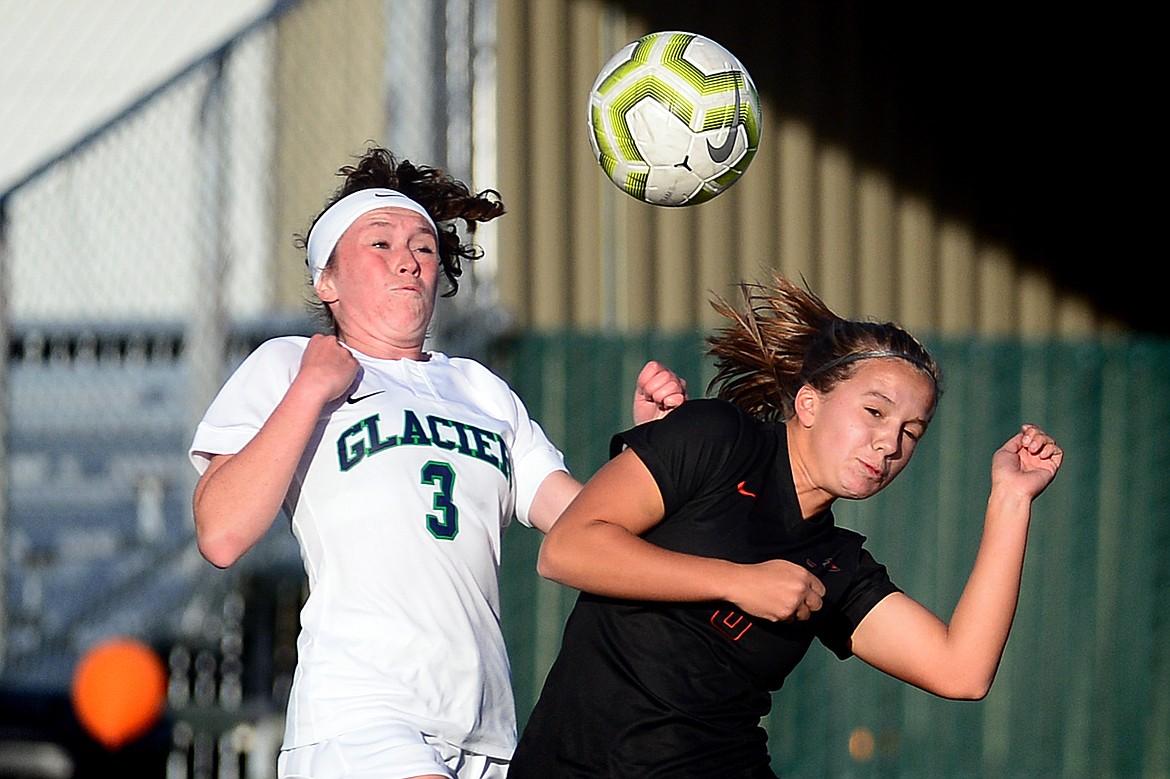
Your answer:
[737,481,757,498]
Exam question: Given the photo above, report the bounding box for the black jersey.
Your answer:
[510,399,900,778]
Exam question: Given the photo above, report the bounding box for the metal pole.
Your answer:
[187,56,230,433]
[0,195,11,672]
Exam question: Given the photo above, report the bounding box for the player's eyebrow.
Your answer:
[863,390,929,425]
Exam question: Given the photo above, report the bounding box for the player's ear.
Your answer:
[315,268,338,304]
[793,384,819,428]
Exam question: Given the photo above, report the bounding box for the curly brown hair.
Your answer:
[706,271,942,422]
[296,146,506,334]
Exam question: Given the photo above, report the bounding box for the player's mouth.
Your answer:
[859,459,885,482]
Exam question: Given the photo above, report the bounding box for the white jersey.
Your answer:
[189,336,567,758]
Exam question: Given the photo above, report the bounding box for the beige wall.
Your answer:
[262,0,1112,337]
[271,0,387,310]
[494,0,1112,337]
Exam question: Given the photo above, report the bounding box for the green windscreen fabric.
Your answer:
[496,333,1170,778]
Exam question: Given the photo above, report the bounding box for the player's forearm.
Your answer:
[193,382,326,567]
[538,520,736,602]
[937,489,1034,697]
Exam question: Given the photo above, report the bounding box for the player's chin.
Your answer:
[841,477,888,501]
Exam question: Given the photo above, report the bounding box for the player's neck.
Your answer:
[338,332,428,362]
[786,421,835,519]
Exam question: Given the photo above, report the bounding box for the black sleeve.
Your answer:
[610,399,757,518]
[816,544,902,660]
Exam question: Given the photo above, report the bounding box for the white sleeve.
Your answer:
[455,358,567,528]
[188,337,307,474]
[507,388,568,528]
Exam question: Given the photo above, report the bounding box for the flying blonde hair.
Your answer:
[706,272,941,422]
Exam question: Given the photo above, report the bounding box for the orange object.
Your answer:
[70,637,168,750]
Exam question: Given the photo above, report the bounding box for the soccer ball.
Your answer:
[587,31,762,207]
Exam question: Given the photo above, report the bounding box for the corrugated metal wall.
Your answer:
[491,8,1168,774]
[201,3,1167,775]
[272,0,386,310]
[494,0,1112,337]
[498,333,1170,777]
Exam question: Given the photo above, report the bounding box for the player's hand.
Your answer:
[726,559,826,622]
[296,334,361,405]
[991,424,1063,501]
[632,360,687,424]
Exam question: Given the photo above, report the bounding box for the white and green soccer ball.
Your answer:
[587,31,762,207]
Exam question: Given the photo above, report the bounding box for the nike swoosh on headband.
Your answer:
[306,189,438,285]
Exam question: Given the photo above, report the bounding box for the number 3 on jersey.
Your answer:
[421,460,460,540]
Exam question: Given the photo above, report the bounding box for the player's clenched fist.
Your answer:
[991,423,1063,501]
[632,360,688,424]
[296,334,360,405]
[726,558,827,623]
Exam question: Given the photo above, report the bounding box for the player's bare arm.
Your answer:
[528,360,687,535]
[527,470,584,534]
[537,448,826,621]
[850,425,1063,699]
[193,335,359,568]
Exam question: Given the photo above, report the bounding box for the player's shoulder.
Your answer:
[677,396,751,421]
[247,335,310,361]
[617,397,762,459]
[228,335,310,377]
[667,397,759,436]
[670,398,775,463]
[256,334,311,353]
[443,354,513,391]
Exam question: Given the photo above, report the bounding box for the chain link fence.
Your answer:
[5,3,1168,778]
[1,1,497,775]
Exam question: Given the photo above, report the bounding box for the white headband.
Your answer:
[306,188,438,284]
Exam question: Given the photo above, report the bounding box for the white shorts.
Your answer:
[277,722,509,779]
